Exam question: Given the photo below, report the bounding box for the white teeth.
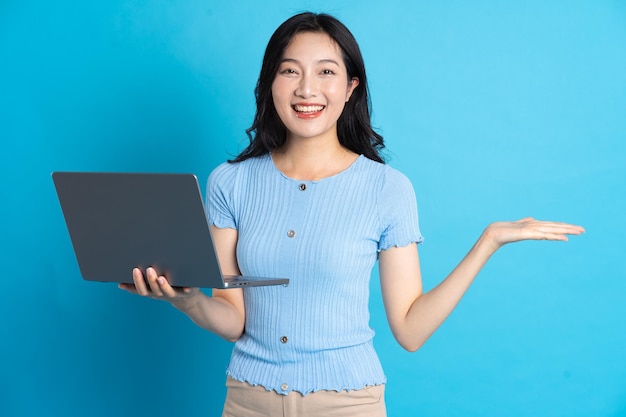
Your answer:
[293,105,324,113]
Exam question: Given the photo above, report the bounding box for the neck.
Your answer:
[272,135,358,181]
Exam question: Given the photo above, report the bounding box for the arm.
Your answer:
[119,225,245,342]
[379,218,584,352]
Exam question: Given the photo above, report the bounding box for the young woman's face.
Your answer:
[271,31,359,143]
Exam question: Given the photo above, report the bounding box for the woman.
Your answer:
[120,12,584,417]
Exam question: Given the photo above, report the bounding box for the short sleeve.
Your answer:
[205,162,238,230]
[377,167,424,251]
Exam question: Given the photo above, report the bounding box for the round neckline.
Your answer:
[267,153,364,183]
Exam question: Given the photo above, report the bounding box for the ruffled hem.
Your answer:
[377,237,424,253]
[210,219,237,230]
[226,370,386,396]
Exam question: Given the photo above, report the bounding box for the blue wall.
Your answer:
[1,1,624,416]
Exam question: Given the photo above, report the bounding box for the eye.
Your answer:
[321,69,335,75]
[278,66,298,76]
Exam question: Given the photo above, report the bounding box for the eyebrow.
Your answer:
[279,58,341,66]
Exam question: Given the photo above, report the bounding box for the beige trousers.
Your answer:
[221,376,387,417]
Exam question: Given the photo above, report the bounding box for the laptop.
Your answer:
[52,172,289,289]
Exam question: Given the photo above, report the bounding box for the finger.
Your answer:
[525,224,584,241]
[538,232,569,241]
[154,274,182,298]
[146,267,165,297]
[534,222,585,235]
[516,217,535,223]
[557,223,585,234]
[133,268,151,296]
[517,219,584,234]
[118,282,138,294]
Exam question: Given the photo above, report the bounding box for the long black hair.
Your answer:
[230,12,385,163]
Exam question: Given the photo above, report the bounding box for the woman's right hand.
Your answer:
[117,226,245,342]
[118,267,201,306]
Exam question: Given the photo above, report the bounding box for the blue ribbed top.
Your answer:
[206,153,423,395]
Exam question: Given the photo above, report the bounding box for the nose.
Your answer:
[295,72,317,98]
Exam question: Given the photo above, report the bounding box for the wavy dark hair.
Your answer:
[230,12,385,163]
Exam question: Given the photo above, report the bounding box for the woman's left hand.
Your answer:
[483,217,585,249]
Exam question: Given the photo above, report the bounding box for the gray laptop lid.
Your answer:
[52,172,289,289]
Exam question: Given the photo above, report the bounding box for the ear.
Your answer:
[345,77,360,102]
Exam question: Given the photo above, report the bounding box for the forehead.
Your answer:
[282,31,343,62]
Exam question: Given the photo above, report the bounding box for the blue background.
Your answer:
[1,1,625,416]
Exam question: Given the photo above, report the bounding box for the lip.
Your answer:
[292,103,325,119]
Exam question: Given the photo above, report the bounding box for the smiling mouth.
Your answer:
[293,104,325,114]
